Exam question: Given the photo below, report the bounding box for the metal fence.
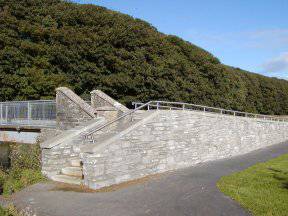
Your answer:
[81,100,288,143]
[132,101,288,122]
[0,100,56,128]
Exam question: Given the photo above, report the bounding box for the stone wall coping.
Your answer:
[91,90,129,112]
[57,87,97,118]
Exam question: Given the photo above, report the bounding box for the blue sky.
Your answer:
[73,0,288,79]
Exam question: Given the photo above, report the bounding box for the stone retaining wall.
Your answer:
[56,87,97,130]
[41,139,82,177]
[82,110,288,189]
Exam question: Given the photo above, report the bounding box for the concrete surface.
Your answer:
[5,141,288,216]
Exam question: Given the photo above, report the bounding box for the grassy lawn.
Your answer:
[217,154,288,216]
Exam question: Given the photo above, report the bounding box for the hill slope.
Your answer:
[0,0,288,114]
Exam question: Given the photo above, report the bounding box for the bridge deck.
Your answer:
[0,100,56,129]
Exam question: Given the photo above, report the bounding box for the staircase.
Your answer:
[49,110,152,185]
[50,157,83,185]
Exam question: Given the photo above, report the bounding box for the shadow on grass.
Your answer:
[267,168,288,190]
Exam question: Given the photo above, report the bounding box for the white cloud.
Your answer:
[262,52,288,73]
[185,28,288,50]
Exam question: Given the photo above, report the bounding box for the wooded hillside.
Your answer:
[0,0,288,114]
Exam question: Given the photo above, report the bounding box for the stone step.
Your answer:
[50,175,82,185]
[61,167,82,177]
[69,158,82,167]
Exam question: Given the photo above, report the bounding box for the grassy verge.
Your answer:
[217,154,288,216]
[0,143,46,196]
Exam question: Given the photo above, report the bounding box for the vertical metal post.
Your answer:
[182,104,185,110]
[203,107,206,112]
[156,102,159,110]
[147,104,150,111]
[0,103,2,125]
[5,104,8,123]
[220,109,223,115]
[41,102,44,120]
[27,101,31,124]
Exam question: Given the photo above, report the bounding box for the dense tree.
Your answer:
[0,0,288,114]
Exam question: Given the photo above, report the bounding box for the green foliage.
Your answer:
[0,0,288,114]
[0,204,22,216]
[217,154,288,216]
[0,169,7,189]
[2,169,44,195]
[0,144,45,196]
[9,143,41,171]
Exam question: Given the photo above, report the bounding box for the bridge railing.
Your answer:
[0,100,56,128]
[132,101,288,122]
[82,100,287,143]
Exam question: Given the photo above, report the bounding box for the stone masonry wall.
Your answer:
[90,90,129,122]
[56,87,97,130]
[41,139,82,177]
[91,90,129,112]
[82,110,288,189]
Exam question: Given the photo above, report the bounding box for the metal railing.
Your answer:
[132,101,288,122]
[0,100,56,128]
[83,101,154,143]
[83,100,288,143]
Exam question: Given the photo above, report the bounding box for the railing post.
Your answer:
[182,104,185,110]
[27,101,31,125]
[0,103,2,125]
[157,102,159,110]
[5,105,8,123]
[42,102,45,120]
[147,104,150,111]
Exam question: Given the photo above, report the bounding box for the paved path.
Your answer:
[7,142,288,216]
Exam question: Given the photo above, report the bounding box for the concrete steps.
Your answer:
[51,157,83,185]
[50,175,82,185]
[61,167,82,177]
[70,158,82,167]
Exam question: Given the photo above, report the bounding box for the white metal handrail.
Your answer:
[132,101,288,122]
[82,101,155,142]
[83,100,288,143]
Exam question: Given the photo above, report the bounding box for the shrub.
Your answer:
[0,169,8,194]
[9,144,41,171]
[0,143,45,196]
[0,204,22,216]
[2,169,45,195]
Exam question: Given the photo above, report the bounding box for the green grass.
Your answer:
[217,154,288,216]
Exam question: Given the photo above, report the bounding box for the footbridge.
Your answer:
[0,100,56,143]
